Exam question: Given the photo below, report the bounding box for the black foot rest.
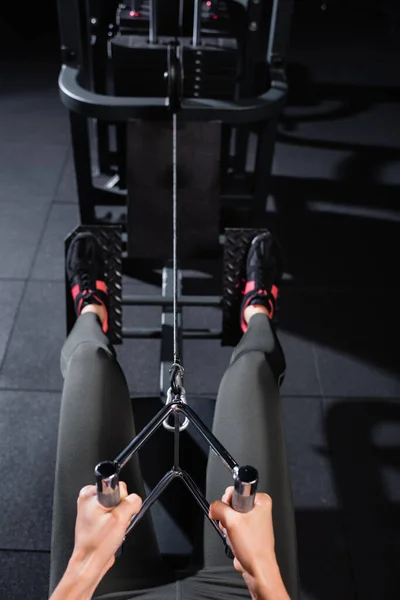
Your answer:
[65,225,123,345]
[222,228,275,347]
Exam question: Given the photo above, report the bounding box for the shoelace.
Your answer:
[77,269,92,292]
[254,245,273,289]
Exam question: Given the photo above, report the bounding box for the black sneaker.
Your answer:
[66,232,109,333]
[240,231,282,332]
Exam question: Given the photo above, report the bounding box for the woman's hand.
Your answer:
[210,487,290,600]
[71,482,142,587]
[50,482,142,600]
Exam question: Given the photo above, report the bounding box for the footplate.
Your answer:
[222,228,273,347]
[65,225,123,345]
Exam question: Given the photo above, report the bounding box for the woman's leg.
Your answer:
[50,313,170,596]
[203,313,299,600]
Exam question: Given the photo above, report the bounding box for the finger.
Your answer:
[255,493,272,508]
[119,481,128,500]
[209,500,233,526]
[222,486,234,505]
[117,494,142,523]
[233,557,245,573]
[106,556,116,571]
[78,485,96,500]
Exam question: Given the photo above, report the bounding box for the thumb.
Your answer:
[117,494,142,523]
[209,500,233,526]
[233,557,245,573]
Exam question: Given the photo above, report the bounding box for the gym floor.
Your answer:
[0,5,399,599]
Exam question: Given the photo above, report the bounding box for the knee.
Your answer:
[68,341,114,367]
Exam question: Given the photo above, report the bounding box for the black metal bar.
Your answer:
[96,122,112,174]
[180,404,238,472]
[125,469,177,535]
[179,470,224,540]
[122,327,162,339]
[252,115,279,222]
[123,466,227,543]
[234,0,266,174]
[267,0,295,64]
[69,112,96,223]
[149,0,158,44]
[59,66,287,123]
[183,329,222,339]
[179,469,234,557]
[91,1,113,174]
[100,402,258,557]
[174,413,180,468]
[122,295,222,307]
[93,185,127,206]
[122,327,222,339]
[114,400,237,473]
[116,124,127,189]
[220,124,232,187]
[193,0,202,47]
[118,466,231,554]
[242,0,270,96]
[115,403,174,468]
[57,0,82,66]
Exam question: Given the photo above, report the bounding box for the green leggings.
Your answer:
[50,312,299,599]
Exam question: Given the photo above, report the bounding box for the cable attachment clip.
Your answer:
[163,387,190,432]
[163,367,189,433]
[169,362,184,397]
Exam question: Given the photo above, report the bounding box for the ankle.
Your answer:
[244,304,270,325]
[81,303,107,326]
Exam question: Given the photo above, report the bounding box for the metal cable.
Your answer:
[178,0,184,35]
[169,34,183,396]
[172,111,179,368]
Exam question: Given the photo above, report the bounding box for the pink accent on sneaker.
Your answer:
[244,280,256,294]
[240,285,280,333]
[96,280,107,293]
[241,295,253,333]
[77,296,84,316]
[92,294,109,334]
[71,284,80,301]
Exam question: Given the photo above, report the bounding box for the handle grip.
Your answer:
[232,465,259,513]
[224,465,259,558]
[95,461,124,556]
[95,461,121,508]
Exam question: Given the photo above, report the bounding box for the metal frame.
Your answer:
[121,266,222,397]
[233,0,275,173]
[268,0,295,65]
[59,65,286,122]
[95,398,259,558]
[57,0,294,229]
